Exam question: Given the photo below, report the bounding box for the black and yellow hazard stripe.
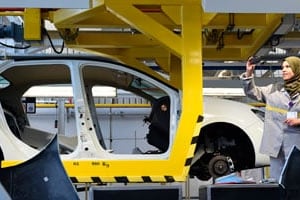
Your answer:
[70,175,177,183]
[184,115,203,172]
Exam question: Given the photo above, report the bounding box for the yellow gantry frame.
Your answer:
[0,0,285,184]
[51,0,203,183]
[0,0,286,183]
[49,1,284,62]
[0,0,290,183]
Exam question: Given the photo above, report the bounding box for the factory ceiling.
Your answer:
[0,1,300,73]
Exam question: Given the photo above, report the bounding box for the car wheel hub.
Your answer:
[208,155,231,178]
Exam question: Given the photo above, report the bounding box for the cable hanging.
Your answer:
[42,27,65,54]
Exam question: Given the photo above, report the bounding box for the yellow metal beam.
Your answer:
[161,5,181,25]
[70,32,160,48]
[155,57,171,73]
[46,0,284,62]
[106,1,182,57]
[121,47,169,60]
[52,3,113,28]
[169,54,182,89]
[0,0,283,62]
[36,103,150,108]
[24,8,41,40]
[0,11,23,16]
[70,28,254,49]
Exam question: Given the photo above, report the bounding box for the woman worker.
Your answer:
[240,56,300,182]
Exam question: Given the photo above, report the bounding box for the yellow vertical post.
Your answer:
[171,3,203,177]
[24,8,41,40]
[181,3,203,125]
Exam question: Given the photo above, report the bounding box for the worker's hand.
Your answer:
[246,57,256,77]
[284,118,300,126]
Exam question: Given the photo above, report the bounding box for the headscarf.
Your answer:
[283,56,300,97]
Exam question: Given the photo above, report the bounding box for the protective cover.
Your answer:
[279,145,300,200]
[0,134,79,200]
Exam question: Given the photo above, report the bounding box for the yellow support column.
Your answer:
[24,8,41,40]
[171,3,203,178]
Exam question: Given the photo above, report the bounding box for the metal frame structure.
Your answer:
[0,0,298,184]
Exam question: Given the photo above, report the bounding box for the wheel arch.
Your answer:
[196,121,256,170]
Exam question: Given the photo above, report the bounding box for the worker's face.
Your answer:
[282,61,295,80]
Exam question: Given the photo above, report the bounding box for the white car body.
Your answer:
[0,56,269,181]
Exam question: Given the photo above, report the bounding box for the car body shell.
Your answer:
[0,56,269,182]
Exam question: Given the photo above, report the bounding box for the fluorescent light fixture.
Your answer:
[23,86,116,97]
[203,88,245,96]
[92,86,116,97]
